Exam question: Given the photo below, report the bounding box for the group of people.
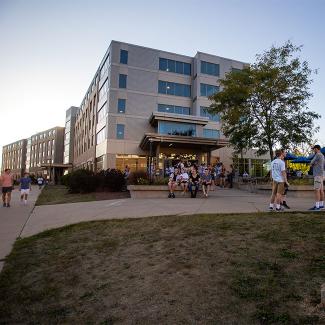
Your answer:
[0,170,45,208]
[167,160,234,198]
[269,145,325,211]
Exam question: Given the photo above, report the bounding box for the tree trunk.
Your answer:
[269,144,274,161]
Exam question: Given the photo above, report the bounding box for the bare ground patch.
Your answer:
[0,212,324,324]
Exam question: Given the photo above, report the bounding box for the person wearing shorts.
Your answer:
[309,145,324,210]
[168,168,179,198]
[20,173,32,205]
[269,150,288,212]
[1,169,14,207]
[179,168,189,195]
[201,168,212,197]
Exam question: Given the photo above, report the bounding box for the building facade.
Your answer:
[72,40,249,173]
[1,139,27,180]
[64,106,79,165]
[26,126,65,182]
[1,41,270,179]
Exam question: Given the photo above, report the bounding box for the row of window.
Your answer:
[96,121,219,142]
[158,104,190,115]
[200,83,219,97]
[200,107,220,121]
[158,80,191,97]
[99,78,109,101]
[159,58,191,75]
[121,49,220,78]
[118,75,218,98]
[96,124,125,144]
[158,121,220,138]
[97,100,220,121]
[201,61,220,76]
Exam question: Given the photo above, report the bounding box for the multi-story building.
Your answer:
[64,106,79,165]
[1,139,27,180]
[1,41,270,179]
[72,40,249,173]
[26,126,65,182]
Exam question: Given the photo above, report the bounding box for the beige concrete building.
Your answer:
[71,40,270,175]
[1,139,27,180]
[1,41,270,180]
[26,126,65,182]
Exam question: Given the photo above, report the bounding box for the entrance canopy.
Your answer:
[139,133,228,151]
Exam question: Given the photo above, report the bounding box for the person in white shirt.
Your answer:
[269,149,289,212]
[178,168,189,195]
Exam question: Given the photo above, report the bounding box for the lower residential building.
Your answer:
[1,127,66,184]
[26,126,65,183]
[1,139,27,180]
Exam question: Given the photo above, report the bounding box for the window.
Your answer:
[119,74,127,88]
[120,50,128,64]
[96,127,106,144]
[201,61,220,76]
[100,55,109,80]
[97,102,107,121]
[99,79,108,101]
[158,80,191,97]
[118,99,126,113]
[116,124,125,139]
[200,106,220,122]
[158,121,196,137]
[158,104,190,115]
[159,58,191,75]
[65,120,71,130]
[232,67,242,73]
[200,83,219,97]
[203,129,220,139]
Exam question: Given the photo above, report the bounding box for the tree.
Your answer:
[209,41,320,160]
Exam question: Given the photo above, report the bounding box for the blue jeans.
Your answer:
[189,183,199,198]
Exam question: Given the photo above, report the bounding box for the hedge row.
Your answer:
[61,169,125,193]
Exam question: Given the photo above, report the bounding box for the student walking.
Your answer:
[0,169,14,207]
[37,176,44,189]
[20,173,32,205]
[309,145,324,211]
[269,150,289,212]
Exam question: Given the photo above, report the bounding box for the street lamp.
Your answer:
[149,139,153,184]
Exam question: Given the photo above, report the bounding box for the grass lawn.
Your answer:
[36,185,129,206]
[0,213,324,324]
[36,185,96,206]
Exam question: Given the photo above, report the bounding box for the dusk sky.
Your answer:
[1,0,324,167]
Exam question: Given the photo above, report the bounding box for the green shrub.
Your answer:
[68,169,97,193]
[153,177,169,185]
[60,173,71,187]
[101,169,126,192]
[128,171,149,185]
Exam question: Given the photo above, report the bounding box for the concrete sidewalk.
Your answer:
[0,186,41,271]
[21,188,317,238]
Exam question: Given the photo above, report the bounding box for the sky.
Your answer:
[0,0,324,167]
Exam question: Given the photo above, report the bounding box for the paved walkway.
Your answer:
[0,186,40,271]
[21,188,316,239]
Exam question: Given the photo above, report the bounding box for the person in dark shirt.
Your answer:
[189,166,200,198]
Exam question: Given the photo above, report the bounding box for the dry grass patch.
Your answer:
[0,212,324,324]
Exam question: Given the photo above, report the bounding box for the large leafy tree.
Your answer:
[209,41,320,160]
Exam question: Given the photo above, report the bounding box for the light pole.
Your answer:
[149,139,153,184]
